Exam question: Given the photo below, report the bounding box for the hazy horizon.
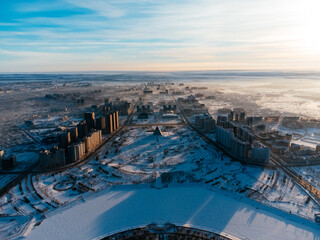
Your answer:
[1,69,320,74]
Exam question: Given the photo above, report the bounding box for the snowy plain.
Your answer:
[26,185,320,240]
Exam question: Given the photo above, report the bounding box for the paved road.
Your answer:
[269,153,320,207]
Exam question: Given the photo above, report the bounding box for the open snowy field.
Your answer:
[25,185,320,240]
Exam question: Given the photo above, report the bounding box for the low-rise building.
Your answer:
[291,143,301,152]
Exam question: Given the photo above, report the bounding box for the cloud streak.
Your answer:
[0,0,320,72]
[67,0,126,18]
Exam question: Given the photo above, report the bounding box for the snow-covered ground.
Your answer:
[25,185,320,240]
[294,166,320,191]
[1,126,319,239]
[4,74,320,239]
[0,175,19,190]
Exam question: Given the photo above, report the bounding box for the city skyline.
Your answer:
[0,0,319,72]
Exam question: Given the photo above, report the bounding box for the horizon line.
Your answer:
[1,69,320,75]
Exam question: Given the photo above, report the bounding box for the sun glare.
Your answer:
[293,0,320,53]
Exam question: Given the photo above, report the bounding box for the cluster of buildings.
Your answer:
[283,147,320,165]
[38,147,66,169]
[162,103,177,113]
[257,130,320,165]
[178,95,208,115]
[195,113,216,133]
[111,100,132,116]
[136,98,154,119]
[246,116,263,126]
[257,131,292,154]
[216,108,246,123]
[136,104,153,114]
[104,98,132,116]
[216,121,270,165]
[172,90,184,95]
[216,108,305,133]
[161,102,179,119]
[39,108,120,170]
[143,87,153,94]
[0,150,17,170]
[214,107,320,165]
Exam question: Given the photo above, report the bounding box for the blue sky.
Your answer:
[0,0,319,72]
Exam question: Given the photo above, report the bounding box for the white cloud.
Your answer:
[67,0,125,18]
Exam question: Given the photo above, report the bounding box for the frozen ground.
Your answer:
[25,185,320,240]
[0,126,318,239]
